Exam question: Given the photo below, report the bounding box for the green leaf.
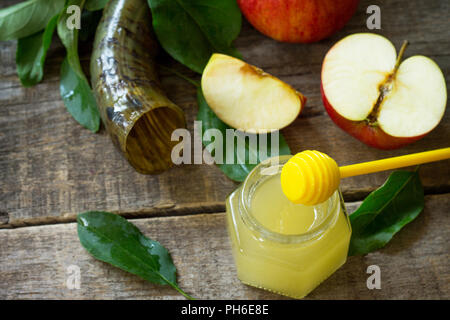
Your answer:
[15,14,58,87]
[60,57,100,132]
[85,0,109,11]
[147,0,242,73]
[0,0,65,41]
[57,0,100,132]
[349,170,424,256]
[77,211,193,299]
[197,88,291,182]
[57,0,85,78]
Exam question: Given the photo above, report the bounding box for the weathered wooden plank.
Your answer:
[0,195,448,300]
[1,0,449,227]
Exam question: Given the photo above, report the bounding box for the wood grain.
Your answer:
[0,0,449,228]
[0,195,448,300]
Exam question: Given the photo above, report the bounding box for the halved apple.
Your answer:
[201,54,306,133]
[321,33,447,149]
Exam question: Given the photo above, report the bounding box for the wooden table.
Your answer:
[0,0,449,299]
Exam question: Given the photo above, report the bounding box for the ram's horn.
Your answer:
[91,0,186,174]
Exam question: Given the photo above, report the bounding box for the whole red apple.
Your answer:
[238,0,360,43]
[321,33,447,150]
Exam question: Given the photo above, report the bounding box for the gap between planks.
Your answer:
[3,190,450,230]
[0,201,361,230]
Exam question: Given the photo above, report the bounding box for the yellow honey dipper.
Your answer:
[281,148,450,205]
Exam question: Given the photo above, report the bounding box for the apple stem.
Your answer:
[393,40,409,77]
[367,40,409,125]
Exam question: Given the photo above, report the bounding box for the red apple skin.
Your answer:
[238,0,360,43]
[320,84,426,150]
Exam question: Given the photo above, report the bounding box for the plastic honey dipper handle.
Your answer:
[281,148,450,206]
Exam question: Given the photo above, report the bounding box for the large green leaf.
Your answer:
[349,170,424,256]
[197,88,291,182]
[147,0,242,73]
[60,57,100,132]
[15,14,58,87]
[77,211,193,299]
[0,0,64,41]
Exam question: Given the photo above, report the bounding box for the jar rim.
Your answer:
[239,155,343,244]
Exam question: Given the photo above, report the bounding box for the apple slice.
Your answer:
[201,54,306,133]
[321,33,447,149]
